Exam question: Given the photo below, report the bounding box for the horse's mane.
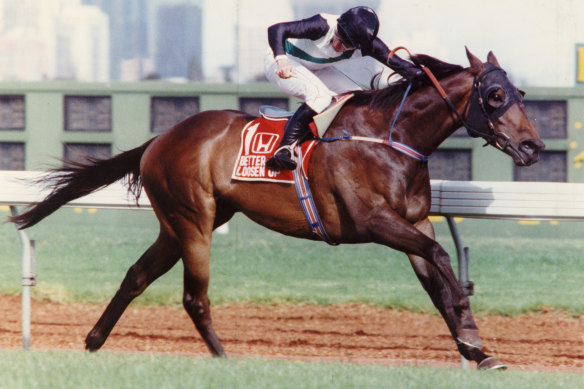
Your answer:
[350,54,465,110]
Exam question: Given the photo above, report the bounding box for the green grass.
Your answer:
[1,207,584,315]
[1,210,583,387]
[0,350,582,389]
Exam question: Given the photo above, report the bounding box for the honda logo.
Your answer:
[252,133,279,154]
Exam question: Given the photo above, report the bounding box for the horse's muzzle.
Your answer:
[513,138,546,166]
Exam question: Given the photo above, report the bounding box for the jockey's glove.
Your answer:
[387,55,423,82]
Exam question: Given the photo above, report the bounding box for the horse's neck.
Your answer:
[395,72,474,156]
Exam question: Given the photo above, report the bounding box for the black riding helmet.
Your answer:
[336,6,379,51]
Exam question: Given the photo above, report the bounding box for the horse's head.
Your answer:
[464,48,545,166]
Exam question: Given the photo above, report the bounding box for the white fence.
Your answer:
[2,171,583,362]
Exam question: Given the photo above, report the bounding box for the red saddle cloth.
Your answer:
[231,116,317,183]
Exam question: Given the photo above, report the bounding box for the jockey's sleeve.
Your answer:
[363,38,392,64]
[364,38,412,68]
[268,14,329,57]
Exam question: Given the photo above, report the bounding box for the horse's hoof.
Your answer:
[456,328,482,349]
[85,331,105,351]
[477,357,507,370]
[85,341,101,352]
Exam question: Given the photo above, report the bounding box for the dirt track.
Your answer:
[1,295,583,372]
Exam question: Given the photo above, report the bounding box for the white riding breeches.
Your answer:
[264,52,387,113]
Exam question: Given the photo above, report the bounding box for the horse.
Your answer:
[10,48,544,369]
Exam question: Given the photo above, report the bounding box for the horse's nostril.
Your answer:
[520,139,545,154]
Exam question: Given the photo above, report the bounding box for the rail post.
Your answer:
[446,216,474,370]
[10,206,36,350]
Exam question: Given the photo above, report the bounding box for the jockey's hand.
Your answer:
[387,54,423,83]
[402,66,423,82]
[276,57,295,79]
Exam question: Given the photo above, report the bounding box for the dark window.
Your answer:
[0,142,25,170]
[64,96,111,132]
[239,97,289,116]
[63,143,111,165]
[523,100,567,139]
[150,96,199,133]
[429,149,472,180]
[0,95,25,130]
[514,151,566,182]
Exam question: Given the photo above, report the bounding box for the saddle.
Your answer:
[231,94,354,184]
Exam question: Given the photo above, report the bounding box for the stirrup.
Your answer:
[266,145,297,171]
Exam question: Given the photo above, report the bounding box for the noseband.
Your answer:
[423,63,523,152]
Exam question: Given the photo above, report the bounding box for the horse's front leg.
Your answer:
[367,212,504,369]
[406,218,506,370]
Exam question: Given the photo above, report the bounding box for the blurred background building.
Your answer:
[0,0,583,86]
[0,0,582,183]
[0,0,109,81]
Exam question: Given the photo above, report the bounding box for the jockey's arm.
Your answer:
[365,38,422,82]
[267,14,329,57]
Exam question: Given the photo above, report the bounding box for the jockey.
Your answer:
[264,6,422,171]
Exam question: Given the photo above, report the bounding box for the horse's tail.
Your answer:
[10,138,156,230]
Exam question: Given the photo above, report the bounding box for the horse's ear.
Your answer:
[465,46,483,74]
[487,51,501,67]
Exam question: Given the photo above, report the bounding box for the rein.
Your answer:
[387,46,521,155]
[318,79,429,162]
[318,48,522,163]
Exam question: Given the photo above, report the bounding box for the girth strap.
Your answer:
[293,146,338,245]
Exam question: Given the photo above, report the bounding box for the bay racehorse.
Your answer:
[11,49,544,369]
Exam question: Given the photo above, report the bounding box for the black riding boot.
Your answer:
[266,103,316,171]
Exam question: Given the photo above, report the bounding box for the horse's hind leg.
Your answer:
[85,231,181,351]
[407,218,505,369]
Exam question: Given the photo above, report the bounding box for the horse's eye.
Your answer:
[487,89,506,109]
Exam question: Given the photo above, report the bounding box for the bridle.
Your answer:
[421,61,523,153]
[387,47,524,156]
[319,49,525,164]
